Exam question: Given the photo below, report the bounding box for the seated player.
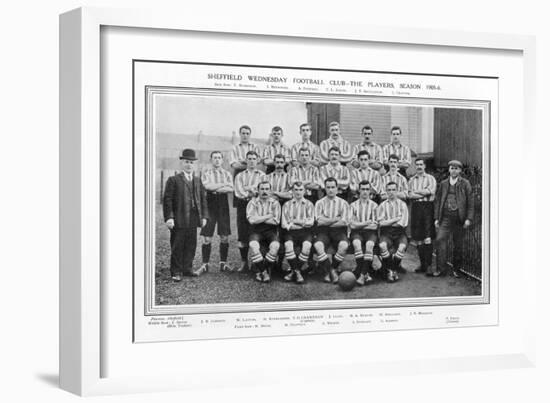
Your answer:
[234,151,267,271]
[289,147,320,204]
[382,126,412,177]
[246,181,281,283]
[380,154,409,201]
[290,123,321,167]
[319,121,353,165]
[262,126,291,174]
[349,180,379,285]
[230,125,261,177]
[280,182,315,284]
[351,125,384,171]
[267,153,292,205]
[377,181,409,282]
[350,150,382,201]
[314,177,350,284]
[318,146,351,200]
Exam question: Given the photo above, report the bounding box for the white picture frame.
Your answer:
[59,7,537,396]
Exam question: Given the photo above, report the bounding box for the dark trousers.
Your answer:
[236,203,250,244]
[170,227,198,276]
[435,210,464,272]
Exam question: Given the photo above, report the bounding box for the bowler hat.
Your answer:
[448,160,463,169]
[179,148,198,161]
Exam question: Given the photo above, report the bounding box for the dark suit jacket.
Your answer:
[434,176,474,224]
[163,173,209,229]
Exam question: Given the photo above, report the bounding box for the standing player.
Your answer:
[319,122,353,165]
[380,154,409,201]
[433,160,474,278]
[350,150,382,201]
[407,158,437,274]
[199,151,235,273]
[262,126,291,174]
[349,180,378,285]
[163,149,209,280]
[290,123,321,167]
[266,154,292,205]
[351,125,384,171]
[230,125,261,177]
[318,147,351,200]
[247,181,281,283]
[377,181,409,282]
[234,151,266,272]
[280,182,315,284]
[289,147,320,204]
[382,126,412,177]
[314,178,350,283]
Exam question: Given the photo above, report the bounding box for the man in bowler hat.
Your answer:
[433,160,474,278]
[163,148,209,281]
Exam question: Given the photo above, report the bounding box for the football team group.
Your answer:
[162,122,474,287]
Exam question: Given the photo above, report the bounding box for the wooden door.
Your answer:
[307,103,341,144]
[433,108,483,168]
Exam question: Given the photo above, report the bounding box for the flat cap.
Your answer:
[448,160,463,168]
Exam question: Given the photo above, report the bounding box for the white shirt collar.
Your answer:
[450,177,459,185]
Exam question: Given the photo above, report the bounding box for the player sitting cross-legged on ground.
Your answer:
[349,180,379,286]
[246,181,281,283]
[314,177,350,284]
[377,181,409,283]
[280,181,315,284]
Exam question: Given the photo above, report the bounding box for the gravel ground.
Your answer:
[155,205,481,305]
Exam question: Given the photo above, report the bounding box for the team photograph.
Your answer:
[153,95,483,306]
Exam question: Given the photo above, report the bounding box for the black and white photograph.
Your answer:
[52,6,542,397]
[133,61,494,341]
[153,94,484,304]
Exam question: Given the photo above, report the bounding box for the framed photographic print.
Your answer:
[135,61,492,342]
[60,7,536,396]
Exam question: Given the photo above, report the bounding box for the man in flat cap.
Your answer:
[433,160,474,277]
[163,148,209,281]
